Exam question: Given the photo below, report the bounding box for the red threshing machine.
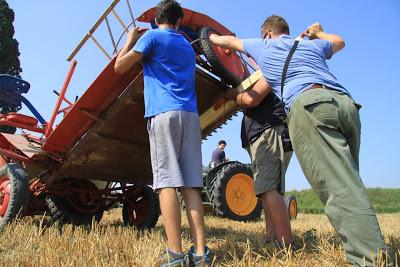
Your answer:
[0,0,273,230]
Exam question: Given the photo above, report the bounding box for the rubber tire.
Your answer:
[122,186,160,230]
[212,162,262,221]
[46,180,104,226]
[199,27,244,87]
[0,163,29,230]
[286,194,298,220]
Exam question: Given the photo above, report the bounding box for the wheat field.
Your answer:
[0,209,398,266]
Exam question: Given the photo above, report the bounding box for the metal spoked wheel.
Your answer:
[0,159,28,230]
[46,178,104,225]
[199,26,248,87]
[122,186,160,230]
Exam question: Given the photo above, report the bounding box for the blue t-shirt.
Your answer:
[133,28,197,118]
[243,35,350,110]
[211,147,225,165]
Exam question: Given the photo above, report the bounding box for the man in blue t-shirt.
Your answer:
[210,15,386,265]
[210,140,226,167]
[115,1,210,266]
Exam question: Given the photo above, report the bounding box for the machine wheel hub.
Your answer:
[0,178,11,216]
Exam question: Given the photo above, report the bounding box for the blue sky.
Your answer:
[8,0,400,190]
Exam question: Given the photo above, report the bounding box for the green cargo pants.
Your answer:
[287,88,386,266]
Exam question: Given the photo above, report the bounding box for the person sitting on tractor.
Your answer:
[210,140,227,167]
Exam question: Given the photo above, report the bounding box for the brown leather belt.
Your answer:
[309,84,329,90]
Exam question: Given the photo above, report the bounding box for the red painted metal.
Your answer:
[0,158,10,216]
[0,177,10,216]
[29,179,44,195]
[60,96,74,106]
[45,60,78,137]
[124,189,149,225]
[207,30,246,80]
[6,113,38,126]
[48,179,103,213]
[0,119,45,134]
[43,58,141,153]
[57,106,73,116]
[0,148,31,163]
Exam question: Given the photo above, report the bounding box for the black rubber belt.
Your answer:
[280,39,300,102]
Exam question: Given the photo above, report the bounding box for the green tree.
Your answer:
[0,0,22,133]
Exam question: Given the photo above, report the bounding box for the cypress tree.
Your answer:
[0,0,22,133]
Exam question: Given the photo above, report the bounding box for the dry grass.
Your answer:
[0,210,398,266]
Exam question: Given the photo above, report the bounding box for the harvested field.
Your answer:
[0,209,398,266]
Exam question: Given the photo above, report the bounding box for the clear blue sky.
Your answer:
[8,0,400,190]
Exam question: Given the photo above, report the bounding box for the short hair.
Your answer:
[261,15,290,37]
[218,140,226,146]
[156,0,184,26]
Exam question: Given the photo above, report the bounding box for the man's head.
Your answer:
[261,15,290,39]
[218,140,226,150]
[156,0,184,29]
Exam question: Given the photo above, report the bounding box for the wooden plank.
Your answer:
[235,69,262,93]
[199,70,262,130]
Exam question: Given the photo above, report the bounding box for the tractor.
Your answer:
[202,161,298,221]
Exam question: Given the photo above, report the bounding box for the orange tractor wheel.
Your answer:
[211,162,262,221]
[286,194,298,220]
[205,161,299,222]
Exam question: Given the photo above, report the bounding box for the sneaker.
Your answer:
[188,246,212,267]
[159,249,187,267]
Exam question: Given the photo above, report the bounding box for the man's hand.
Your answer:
[209,33,219,45]
[114,27,144,74]
[209,33,244,53]
[301,22,324,40]
[127,27,141,46]
[301,22,345,54]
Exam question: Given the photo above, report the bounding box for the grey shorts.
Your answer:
[247,125,292,196]
[147,110,203,190]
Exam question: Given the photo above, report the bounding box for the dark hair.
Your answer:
[261,15,290,37]
[156,0,184,26]
[218,140,226,146]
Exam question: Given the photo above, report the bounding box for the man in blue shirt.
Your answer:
[210,15,386,266]
[210,140,226,167]
[115,1,210,266]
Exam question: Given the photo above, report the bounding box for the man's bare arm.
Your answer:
[220,76,271,108]
[209,34,244,53]
[302,23,345,54]
[237,75,272,107]
[114,27,143,73]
